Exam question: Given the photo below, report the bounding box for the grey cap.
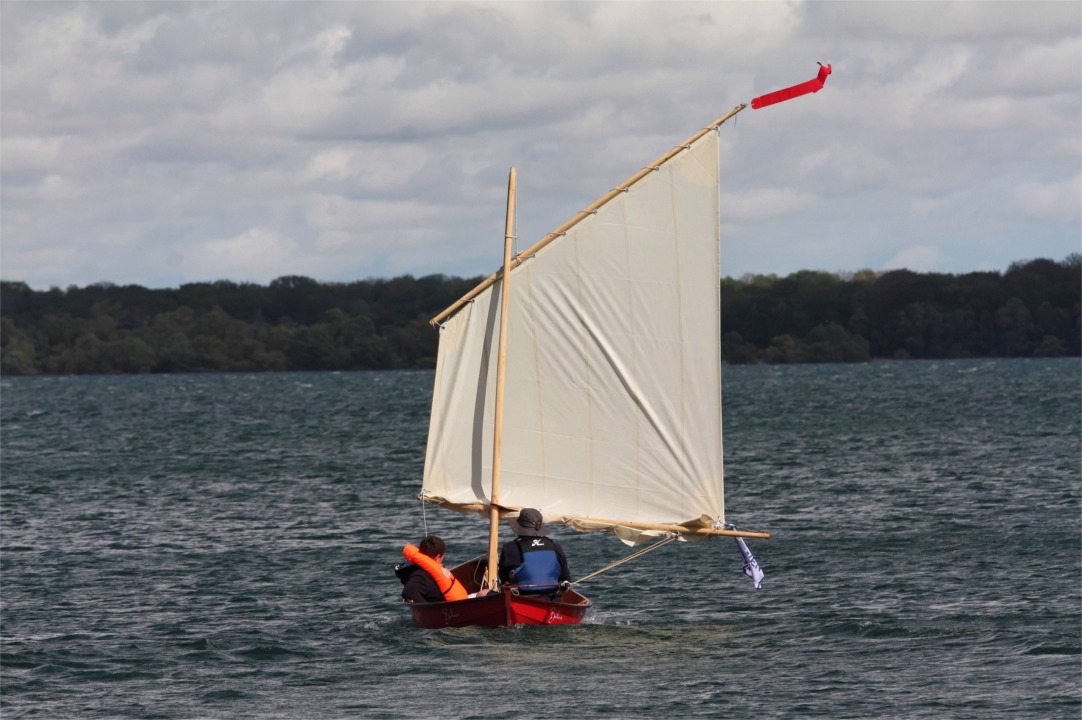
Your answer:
[509,508,546,537]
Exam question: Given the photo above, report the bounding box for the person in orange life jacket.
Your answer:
[498,508,570,595]
[396,535,468,603]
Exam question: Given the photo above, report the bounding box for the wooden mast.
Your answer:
[485,166,516,591]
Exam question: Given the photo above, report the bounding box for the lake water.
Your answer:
[2,359,1079,718]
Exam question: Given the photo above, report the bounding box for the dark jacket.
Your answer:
[396,562,445,603]
[498,535,570,590]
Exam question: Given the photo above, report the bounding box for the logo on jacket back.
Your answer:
[531,539,544,547]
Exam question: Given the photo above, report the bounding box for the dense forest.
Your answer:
[1,256,1078,375]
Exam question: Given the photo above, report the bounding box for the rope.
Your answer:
[419,491,430,536]
[571,534,679,585]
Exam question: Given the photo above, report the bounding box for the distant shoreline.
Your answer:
[3,256,1079,375]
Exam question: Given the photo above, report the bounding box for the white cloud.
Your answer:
[813,1,1080,42]
[300,144,428,191]
[882,245,949,273]
[36,174,86,202]
[1012,175,1082,221]
[184,227,302,283]
[722,187,818,225]
[1,1,1079,289]
[0,135,66,177]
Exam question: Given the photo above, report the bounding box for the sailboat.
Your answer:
[405,102,771,629]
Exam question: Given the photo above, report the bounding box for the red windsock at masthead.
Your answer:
[751,62,832,110]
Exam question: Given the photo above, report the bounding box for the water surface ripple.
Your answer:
[2,360,1079,718]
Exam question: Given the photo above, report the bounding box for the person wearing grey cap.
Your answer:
[498,508,571,595]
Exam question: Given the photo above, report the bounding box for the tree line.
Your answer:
[1,256,1078,375]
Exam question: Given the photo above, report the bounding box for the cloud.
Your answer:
[183,227,302,284]
[722,187,818,225]
[882,245,949,273]
[300,144,428,192]
[1012,175,1082,221]
[1,1,1079,290]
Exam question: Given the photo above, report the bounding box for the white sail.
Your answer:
[423,129,725,543]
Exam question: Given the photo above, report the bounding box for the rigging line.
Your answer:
[571,535,679,585]
[419,491,429,536]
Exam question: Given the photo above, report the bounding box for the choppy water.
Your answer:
[2,359,1079,719]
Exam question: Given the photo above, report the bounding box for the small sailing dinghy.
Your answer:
[405,102,771,629]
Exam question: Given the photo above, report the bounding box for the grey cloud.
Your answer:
[1,1,1078,289]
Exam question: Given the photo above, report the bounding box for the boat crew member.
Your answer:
[498,508,571,595]
[397,535,468,603]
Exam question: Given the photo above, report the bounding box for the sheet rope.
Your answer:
[570,534,679,585]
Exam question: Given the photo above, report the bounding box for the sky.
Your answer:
[1,1,1079,291]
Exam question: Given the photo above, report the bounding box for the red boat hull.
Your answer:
[405,557,592,628]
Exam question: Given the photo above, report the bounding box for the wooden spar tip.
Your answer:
[428,104,748,328]
[563,511,771,539]
[710,103,748,129]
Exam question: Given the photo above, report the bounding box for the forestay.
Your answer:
[423,130,725,545]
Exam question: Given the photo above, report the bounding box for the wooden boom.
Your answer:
[421,495,771,540]
[572,516,772,540]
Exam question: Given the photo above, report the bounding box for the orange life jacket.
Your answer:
[402,544,468,601]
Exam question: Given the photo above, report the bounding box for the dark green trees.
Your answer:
[1,257,1078,374]
[0,275,478,375]
[719,256,1079,364]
